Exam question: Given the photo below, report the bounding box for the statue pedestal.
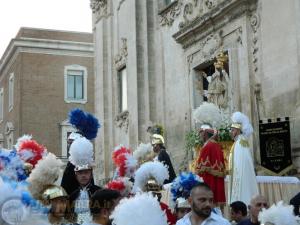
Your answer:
[219,141,234,172]
[189,146,201,173]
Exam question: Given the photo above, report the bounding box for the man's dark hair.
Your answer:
[190,182,211,196]
[90,189,121,216]
[230,201,247,216]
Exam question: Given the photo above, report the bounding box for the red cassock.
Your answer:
[196,140,226,204]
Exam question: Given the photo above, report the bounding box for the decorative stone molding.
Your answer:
[115,110,129,133]
[114,38,128,70]
[187,30,223,74]
[173,0,258,49]
[117,0,126,11]
[5,122,14,135]
[235,27,243,45]
[90,0,108,21]
[159,0,183,27]
[205,0,219,9]
[178,0,224,29]
[250,13,260,73]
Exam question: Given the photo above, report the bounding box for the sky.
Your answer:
[0,0,92,58]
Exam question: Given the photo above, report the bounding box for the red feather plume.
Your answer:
[116,154,128,177]
[106,179,126,192]
[112,146,131,166]
[18,140,46,168]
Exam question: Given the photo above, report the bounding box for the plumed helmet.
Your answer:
[151,134,165,145]
[68,136,94,171]
[231,111,253,138]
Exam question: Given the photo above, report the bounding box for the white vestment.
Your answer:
[228,135,259,205]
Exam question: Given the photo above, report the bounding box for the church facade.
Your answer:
[90,0,300,181]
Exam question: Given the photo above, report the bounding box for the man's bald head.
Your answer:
[250,195,268,207]
[249,195,269,223]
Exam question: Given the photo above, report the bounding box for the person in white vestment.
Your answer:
[228,112,259,205]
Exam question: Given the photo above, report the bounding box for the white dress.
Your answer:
[227,135,259,205]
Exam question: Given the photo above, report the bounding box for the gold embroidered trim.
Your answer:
[196,156,226,177]
[239,138,249,147]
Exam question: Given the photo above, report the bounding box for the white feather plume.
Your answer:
[133,142,152,160]
[0,181,50,225]
[110,192,168,225]
[14,134,32,151]
[124,153,138,177]
[258,201,298,225]
[68,136,94,167]
[193,102,222,128]
[27,153,63,202]
[231,111,253,137]
[133,161,169,193]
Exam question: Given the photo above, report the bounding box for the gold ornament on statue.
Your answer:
[213,51,228,69]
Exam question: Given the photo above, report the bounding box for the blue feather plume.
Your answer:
[170,172,202,202]
[0,149,27,181]
[1,179,47,213]
[68,108,101,140]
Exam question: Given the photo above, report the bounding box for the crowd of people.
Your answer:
[0,105,300,225]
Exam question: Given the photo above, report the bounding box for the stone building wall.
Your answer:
[92,0,300,180]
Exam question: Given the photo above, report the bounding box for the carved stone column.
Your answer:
[90,0,108,22]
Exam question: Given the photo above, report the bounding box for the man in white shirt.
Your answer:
[176,183,231,225]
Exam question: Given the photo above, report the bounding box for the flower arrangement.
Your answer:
[185,130,203,152]
[185,102,232,152]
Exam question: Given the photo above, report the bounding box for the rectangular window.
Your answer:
[9,73,14,111]
[118,67,128,112]
[0,89,3,121]
[67,70,84,100]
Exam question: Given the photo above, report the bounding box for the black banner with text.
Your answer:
[259,118,292,175]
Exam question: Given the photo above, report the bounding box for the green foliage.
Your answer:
[185,130,203,152]
[218,124,232,142]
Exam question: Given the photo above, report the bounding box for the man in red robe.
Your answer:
[196,125,226,206]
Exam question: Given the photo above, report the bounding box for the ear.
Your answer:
[188,196,192,206]
[102,208,110,218]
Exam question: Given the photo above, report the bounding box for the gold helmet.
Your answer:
[145,177,162,193]
[151,134,165,145]
[42,185,68,205]
[231,123,242,130]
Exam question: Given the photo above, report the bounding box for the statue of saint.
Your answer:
[204,51,229,109]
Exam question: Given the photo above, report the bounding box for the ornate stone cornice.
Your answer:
[115,110,129,133]
[173,0,258,49]
[114,38,128,70]
[159,0,183,27]
[90,0,108,21]
[187,29,223,74]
